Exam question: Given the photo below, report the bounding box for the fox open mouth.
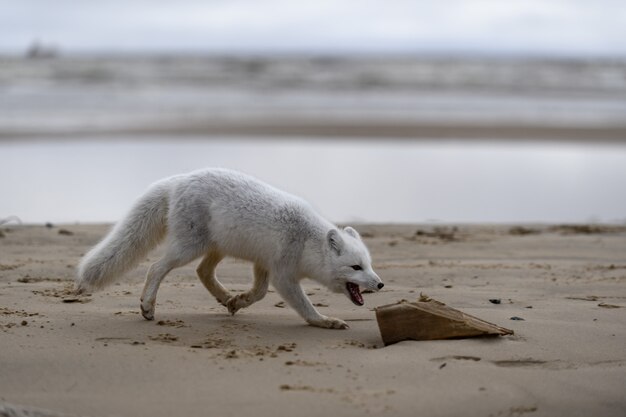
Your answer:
[346,282,364,306]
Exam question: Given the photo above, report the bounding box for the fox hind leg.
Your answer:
[226,263,269,315]
[141,240,206,320]
[196,249,231,306]
[141,255,194,320]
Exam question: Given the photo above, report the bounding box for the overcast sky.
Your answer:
[1,0,625,56]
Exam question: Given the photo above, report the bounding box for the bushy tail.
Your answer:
[76,184,169,292]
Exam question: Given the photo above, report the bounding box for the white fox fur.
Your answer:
[77,168,383,329]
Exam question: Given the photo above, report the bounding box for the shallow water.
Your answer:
[2,56,626,133]
[1,137,625,224]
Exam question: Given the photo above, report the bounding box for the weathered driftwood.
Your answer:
[375,295,514,345]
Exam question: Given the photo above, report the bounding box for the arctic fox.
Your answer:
[76,168,383,329]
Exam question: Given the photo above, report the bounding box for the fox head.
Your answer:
[323,227,384,306]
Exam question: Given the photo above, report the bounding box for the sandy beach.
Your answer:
[1,223,625,416]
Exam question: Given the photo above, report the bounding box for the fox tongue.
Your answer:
[346,282,364,306]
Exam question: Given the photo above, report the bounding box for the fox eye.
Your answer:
[351,265,362,271]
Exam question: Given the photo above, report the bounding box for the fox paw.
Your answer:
[308,316,349,330]
[226,294,250,315]
[215,292,233,308]
[140,301,155,321]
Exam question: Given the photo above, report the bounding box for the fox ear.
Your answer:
[327,229,343,255]
[343,226,361,240]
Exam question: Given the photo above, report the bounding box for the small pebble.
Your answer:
[489,299,501,304]
[510,316,525,321]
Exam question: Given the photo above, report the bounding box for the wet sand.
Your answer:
[1,223,625,416]
[2,120,626,141]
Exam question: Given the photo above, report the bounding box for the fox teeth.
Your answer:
[346,282,364,306]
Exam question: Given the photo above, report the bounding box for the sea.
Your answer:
[1,55,625,224]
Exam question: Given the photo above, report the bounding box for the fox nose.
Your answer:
[377,283,384,289]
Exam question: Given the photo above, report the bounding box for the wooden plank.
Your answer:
[375,295,514,346]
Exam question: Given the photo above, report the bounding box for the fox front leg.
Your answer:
[271,271,348,330]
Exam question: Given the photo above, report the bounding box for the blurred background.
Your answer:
[1,0,625,224]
